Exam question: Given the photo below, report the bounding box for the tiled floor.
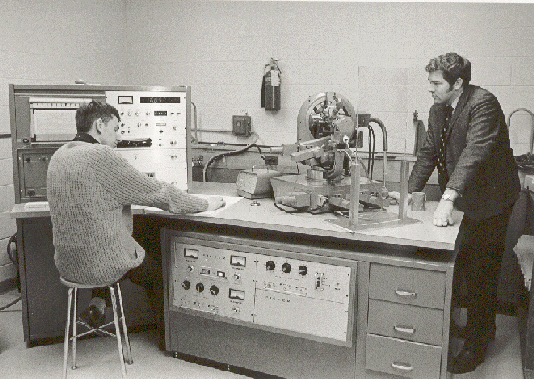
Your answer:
[0,288,525,378]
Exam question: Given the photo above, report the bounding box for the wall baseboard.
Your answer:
[0,263,17,290]
[0,277,17,294]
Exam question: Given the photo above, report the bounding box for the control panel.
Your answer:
[106,91,188,189]
[10,85,191,203]
[106,91,186,149]
[171,240,355,343]
[17,149,55,199]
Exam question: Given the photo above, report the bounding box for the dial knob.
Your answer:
[282,263,292,273]
[196,283,204,293]
[265,261,275,271]
[182,280,191,290]
[210,285,219,295]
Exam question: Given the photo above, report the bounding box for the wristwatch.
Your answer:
[441,193,455,202]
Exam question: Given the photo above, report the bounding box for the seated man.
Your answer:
[47,100,225,346]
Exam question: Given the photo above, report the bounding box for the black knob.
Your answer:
[265,261,275,271]
[182,280,191,290]
[282,263,291,273]
[196,283,204,293]
[299,265,308,276]
[210,285,219,295]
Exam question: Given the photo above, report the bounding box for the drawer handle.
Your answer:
[391,362,414,372]
[395,289,417,298]
[393,325,416,335]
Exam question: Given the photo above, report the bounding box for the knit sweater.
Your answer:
[47,141,208,285]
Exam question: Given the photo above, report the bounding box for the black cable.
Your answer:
[370,128,376,180]
[1,233,21,310]
[7,233,17,266]
[367,126,376,180]
[203,143,262,182]
[367,126,372,176]
[273,202,308,214]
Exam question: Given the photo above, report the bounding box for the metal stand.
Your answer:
[329,159,420,231]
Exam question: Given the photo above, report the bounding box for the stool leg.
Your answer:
[63,287,73,379]
[110,286,127,378]
[116,283,133,365]
[71,288,78,370]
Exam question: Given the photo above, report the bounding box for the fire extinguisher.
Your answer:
[261,58,281,111]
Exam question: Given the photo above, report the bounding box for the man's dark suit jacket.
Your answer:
[408,84,520,221]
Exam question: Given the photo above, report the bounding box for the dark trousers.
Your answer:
[452,206,513,351]
[92,216,166,334]
[92,249,164,330]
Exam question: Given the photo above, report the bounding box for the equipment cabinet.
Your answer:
[161,227,455,379]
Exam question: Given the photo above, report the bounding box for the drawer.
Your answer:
[367,299,444,345]
[366,334,442,379]
[369,264,446,309]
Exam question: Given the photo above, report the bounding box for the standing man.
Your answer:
[47,100,225,348]
[408,53,520,373]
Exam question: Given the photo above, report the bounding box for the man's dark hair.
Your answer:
[426,53,471,88]
[76,100,121,133]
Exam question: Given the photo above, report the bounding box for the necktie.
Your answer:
[437,105,453,181]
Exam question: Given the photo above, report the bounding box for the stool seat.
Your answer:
[60,277,133,378]
[60,277,116,289]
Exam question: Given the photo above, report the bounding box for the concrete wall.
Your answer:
[125,0,534,156]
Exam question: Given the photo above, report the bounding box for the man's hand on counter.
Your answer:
[433,200,455,227]
[205,196,226,211]
[433,188,459,227]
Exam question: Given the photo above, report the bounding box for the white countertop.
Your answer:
[11,183,461,251]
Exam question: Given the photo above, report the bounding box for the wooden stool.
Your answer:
[60,278,133,378]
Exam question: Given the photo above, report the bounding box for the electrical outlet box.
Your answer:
[232,115,251,137]
[263,155,279,166]
[524,175,534,191]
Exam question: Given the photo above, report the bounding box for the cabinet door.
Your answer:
[20,218,80,342]
[19,217,154,345]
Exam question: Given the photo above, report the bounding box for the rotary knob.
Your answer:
[196,283,204,293]
[182,280,191,290]
[265,261,275,271]
[210,285,219,295]
[282,263,292,273]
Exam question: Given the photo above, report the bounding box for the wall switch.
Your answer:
[232,115,251,136]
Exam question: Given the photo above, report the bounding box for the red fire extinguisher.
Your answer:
[261,58,281,111]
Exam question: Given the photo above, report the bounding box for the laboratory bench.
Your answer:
[11,182,464,379]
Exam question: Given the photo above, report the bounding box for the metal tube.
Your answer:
[398,160,409,220]
[349,162,361,227]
